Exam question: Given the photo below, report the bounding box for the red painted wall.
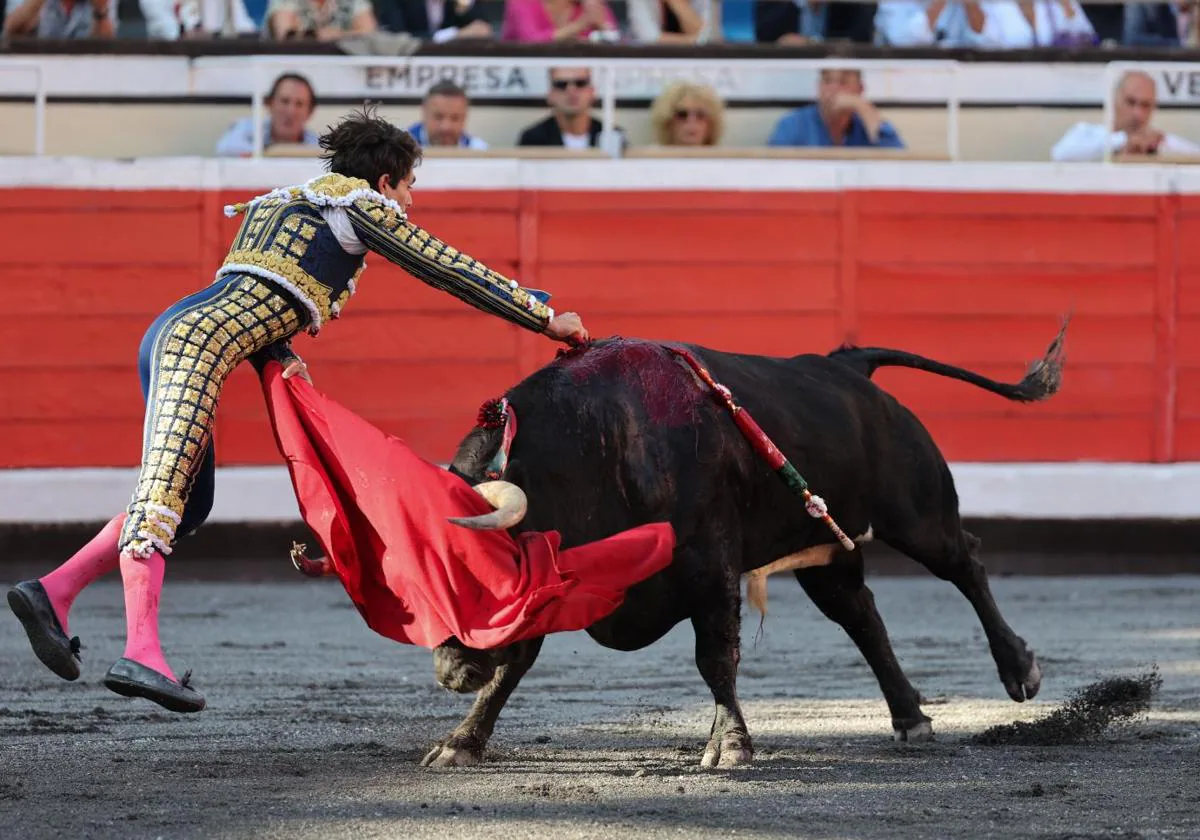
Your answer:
[0,187,1185,467]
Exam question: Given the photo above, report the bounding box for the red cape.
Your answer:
[257,362,676,649]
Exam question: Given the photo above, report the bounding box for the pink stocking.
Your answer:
[119,550,175,681]
[38,513,126,636]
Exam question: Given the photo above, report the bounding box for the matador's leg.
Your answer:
[102,274,303,713]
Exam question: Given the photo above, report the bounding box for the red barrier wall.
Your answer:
[0,186,1189,468]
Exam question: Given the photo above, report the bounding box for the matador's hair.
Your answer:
[319,103,423,191]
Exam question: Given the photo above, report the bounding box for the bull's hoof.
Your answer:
[700,733,753,769]
[1001,651,1043,703]
[421,742,484,768]
[892,719,935,743]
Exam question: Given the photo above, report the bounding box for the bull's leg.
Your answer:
[690,546,753,769]
[421,637,544,768]
[889,528,1041,703]
[794,556,933,741]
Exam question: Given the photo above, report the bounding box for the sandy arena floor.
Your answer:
[1,573,1197,840]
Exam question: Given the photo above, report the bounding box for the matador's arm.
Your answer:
[345,196,554,334]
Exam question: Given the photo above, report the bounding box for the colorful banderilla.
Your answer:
[667,347,858,552]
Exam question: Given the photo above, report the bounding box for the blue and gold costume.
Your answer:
[119,173,556,559]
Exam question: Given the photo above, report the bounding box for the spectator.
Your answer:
[1185,0,1200,45]
[407,81,489,149]
[123,0,184,37]
[649,81,724,146]
[874,0,1032,48]
[627,0,717,43]
[757,0,876,44]
[267,0,376,39]
[175,0,258,37]
[517,67,624,149]
[1051,70,1200,162]
[501,0,617,42]
[216,73,319,157]
[1122,2,1182,45]
[1012,0,1097,46]
[3,0,115,37]
[373,0,491,40]
[768,68,904,149]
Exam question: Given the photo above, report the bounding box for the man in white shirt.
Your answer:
[874,0,1033,48]
[1051,70,1200,162]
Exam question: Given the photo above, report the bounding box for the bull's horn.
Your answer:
[447,480,528,531]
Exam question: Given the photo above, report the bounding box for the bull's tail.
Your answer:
[826,316,1069,403]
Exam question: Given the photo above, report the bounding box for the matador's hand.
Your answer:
[545,312,590,345]
[282,359,312,384]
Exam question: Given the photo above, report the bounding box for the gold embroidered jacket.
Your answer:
[219,173,554,336]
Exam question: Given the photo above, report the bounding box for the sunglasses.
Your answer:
[674,108,709,121]
[552,78,591,90]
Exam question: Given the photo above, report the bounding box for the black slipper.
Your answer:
[7,581,82,681]
[103,658,206,714]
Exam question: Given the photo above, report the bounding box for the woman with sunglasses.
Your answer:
[7,106,589,714]
[649,81,725,147]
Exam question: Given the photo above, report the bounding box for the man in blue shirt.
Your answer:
[407,81,489,150]
[768,69,904,149]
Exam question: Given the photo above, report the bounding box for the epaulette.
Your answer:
[223,173,407,219]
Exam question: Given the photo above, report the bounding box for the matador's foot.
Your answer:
[7,581,82,681]
[103,658,206,714]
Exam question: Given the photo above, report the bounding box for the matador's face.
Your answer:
[379,170,416,211]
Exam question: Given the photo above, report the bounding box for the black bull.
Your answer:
[425,323,1068,768]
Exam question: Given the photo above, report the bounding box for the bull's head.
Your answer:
[430,398,534,692]
[435,478,529,690]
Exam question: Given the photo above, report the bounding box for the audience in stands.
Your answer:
[407,81,489,148]
[373,0,492,40]
[215,72,319,156]
[1051,69,1200,161]
[266,0,375,39]
[517,66,625,149]
[3,0,115,37]
[756,0,876,44]
[649,81,725,146]
[626,0,718,43]
[768,68,904,149]
[501,0,617,41]
[5,0,1197,48]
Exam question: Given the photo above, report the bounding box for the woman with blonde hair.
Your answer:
[650,81,724,147]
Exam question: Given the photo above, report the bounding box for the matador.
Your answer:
[6,107,596,713]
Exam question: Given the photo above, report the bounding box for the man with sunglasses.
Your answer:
[517,67,625,150]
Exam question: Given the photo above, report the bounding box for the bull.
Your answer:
[424,323,1068,768]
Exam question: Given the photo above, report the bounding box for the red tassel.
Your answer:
[477,398,508,430]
